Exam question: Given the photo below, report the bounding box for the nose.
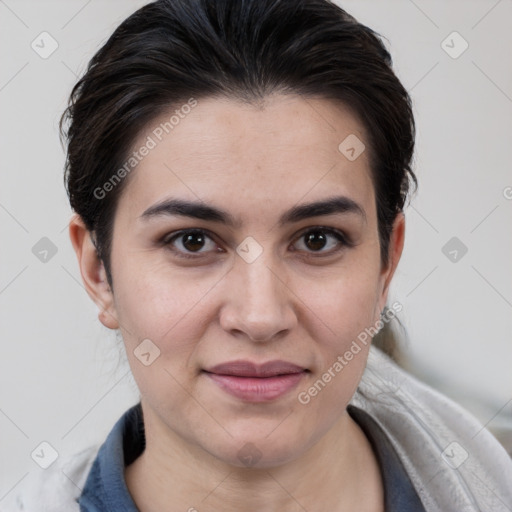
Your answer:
[218,253,297,342]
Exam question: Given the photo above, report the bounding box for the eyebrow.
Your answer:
[140,195,366,227]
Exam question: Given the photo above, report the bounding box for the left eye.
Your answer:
[292,228,349,254]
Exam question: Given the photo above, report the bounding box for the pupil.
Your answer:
[183,233,205,251]
[305,231,326,251]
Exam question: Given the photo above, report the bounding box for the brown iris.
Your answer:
[182,232,206,252]
[304,231,327,251]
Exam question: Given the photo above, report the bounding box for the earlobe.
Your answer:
[68,213,119,330]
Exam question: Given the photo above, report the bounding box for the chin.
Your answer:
[205,430,311,470]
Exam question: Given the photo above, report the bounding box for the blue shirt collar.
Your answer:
[78,403,144,511]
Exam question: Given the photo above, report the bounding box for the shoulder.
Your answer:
[352,346,512,511]
[2,444,100,512]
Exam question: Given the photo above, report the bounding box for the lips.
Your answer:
[204,359,307,378]
[202,360,308,402]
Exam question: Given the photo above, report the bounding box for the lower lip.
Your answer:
[204,371,306,402]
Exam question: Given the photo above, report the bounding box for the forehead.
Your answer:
[116,94,375,225]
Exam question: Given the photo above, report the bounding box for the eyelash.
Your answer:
[160,227,353,260]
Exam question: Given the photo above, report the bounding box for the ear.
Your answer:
[376,212,405,315]
[68,213,119,329]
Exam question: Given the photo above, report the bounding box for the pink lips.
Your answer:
[203,360,308,402]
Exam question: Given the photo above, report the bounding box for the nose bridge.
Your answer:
[220,246,295,341]
[243,254,282,306]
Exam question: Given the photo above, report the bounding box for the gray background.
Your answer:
[1,0,511,499]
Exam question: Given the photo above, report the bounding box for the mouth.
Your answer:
[202,360,309,402]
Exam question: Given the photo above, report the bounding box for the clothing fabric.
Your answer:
[3,345,512,511]
[77,403,144,511]
[347,406,426,510]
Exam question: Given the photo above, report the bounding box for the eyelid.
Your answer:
[293,225,351,243]
[161,227,216,245]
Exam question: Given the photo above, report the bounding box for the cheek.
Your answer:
[292,258,381,388]
[296,257,381,341]
[292,275,378,423]
[111,259,217,413]
[112,254,224,343]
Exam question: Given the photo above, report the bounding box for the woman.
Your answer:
[6,0,511,510]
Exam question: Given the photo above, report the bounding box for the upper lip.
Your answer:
[204,360,307,377]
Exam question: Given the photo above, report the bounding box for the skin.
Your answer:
[69,94,405,512]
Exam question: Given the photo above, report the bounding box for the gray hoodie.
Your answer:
[3,346,511,511]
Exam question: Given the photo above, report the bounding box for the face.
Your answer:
[75,94,404,468]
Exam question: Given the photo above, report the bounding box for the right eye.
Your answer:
[161,229,223,259]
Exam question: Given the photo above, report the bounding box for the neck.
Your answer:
[125,404,384,512]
